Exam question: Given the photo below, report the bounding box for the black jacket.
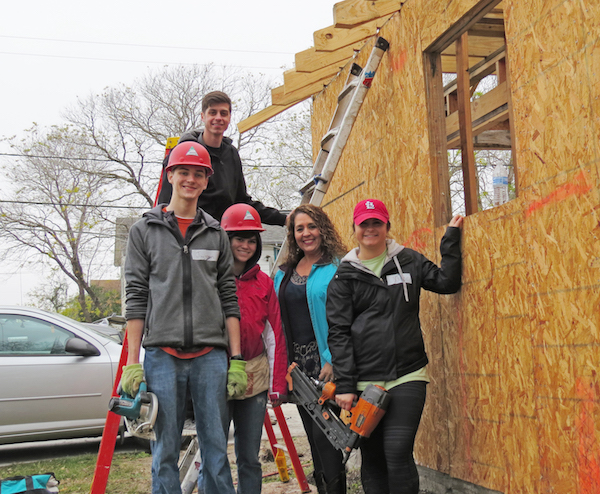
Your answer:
[157,130,286,225]
[326,227,461,395]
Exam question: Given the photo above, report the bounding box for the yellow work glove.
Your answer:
[121,363,144,397]
[227,360,247,399]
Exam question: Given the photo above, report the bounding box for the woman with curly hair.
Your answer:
[274,204,347,494]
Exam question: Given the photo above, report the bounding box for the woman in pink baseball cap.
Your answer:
[326,199,463,494]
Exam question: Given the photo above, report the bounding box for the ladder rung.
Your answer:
[299,173,329,195]
[338,79,359,104]
[272,443,289,452]
[299,180,315,195]
[321,130,337,150]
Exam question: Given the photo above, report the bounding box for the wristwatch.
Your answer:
[230,354,244,361]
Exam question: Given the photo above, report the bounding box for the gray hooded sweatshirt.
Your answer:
[125,206,240,351]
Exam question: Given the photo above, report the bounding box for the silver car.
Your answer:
[0,306,124,445]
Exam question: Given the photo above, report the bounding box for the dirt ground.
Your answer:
[179,404,363,493]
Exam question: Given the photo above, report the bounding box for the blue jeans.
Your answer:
[144,347,235,494]
[228,391,268,494]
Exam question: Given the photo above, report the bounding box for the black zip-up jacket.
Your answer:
[157,130,286,225]
[326,227,461,395]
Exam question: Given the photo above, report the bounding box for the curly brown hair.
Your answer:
[282,205,347,266]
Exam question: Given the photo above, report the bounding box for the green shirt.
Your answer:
[360,249,387,277]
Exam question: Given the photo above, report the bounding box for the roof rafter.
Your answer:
[333,0,403,28]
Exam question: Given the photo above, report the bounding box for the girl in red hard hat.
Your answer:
[221,204,287,494]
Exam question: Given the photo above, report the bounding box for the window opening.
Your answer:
[424,0,517,222]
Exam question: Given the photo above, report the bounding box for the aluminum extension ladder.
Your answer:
[271,36,389,276]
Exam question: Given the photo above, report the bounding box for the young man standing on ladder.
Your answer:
[121,140,247,494]
[156,90,287,226]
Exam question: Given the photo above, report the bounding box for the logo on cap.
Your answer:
[243,210,254,221]
[186,146,199,156]
[365,201,375,210]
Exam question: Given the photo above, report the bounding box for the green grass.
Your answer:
[0,452,152,494]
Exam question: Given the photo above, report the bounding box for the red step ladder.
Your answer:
[263,406,310,492]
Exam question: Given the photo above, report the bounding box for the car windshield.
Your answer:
[81,323,123,344]
[29,309,123,345]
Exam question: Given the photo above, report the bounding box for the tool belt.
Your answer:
[237,350,269,399]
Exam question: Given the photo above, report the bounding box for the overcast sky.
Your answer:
[0,0,339,306]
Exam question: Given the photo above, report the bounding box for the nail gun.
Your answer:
[286,362,390,464]
[108,381,158,440]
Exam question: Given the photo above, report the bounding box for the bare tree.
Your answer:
[63,64,241,207]
[63,65,311,210]
[27,270,70,313]
[1,65,314,315]
[240,104,313,209]
[0,124,116,321]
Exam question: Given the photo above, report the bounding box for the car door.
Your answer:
[0,312,118,444]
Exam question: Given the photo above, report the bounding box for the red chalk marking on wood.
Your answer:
[525,171,592,218]
[391,49,407,72]
[404,227,432,250]
[576,377,600,494]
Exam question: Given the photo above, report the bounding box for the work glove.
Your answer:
[121,363,144,397]
[227,360,248,399]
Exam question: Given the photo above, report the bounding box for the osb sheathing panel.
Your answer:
[506,0,597,190]
[308,0,600,492]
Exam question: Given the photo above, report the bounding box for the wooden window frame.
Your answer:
[423,0,518,226]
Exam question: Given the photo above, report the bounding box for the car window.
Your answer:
[0,315,74,355]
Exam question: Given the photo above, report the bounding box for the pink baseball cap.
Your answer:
[353,199,389,225]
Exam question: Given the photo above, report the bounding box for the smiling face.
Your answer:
[354,218,389,255]
[167,165,209,202]
[293,212,323,258]
[201,102,231,142]
[230,235,258,265]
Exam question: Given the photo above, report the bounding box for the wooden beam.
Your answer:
[503,48,519,195]
[472,129,511,149]
[441,35,505,58]
[468,18,505,38]
[446,81,509,147]
[447,105,509,148]
[426,0,502,52]
[423,50,452,227]
[444,48,506,103]
[440,54,483,72]
[284,64,345,94]
[237,102,298,134]
[314,16,392,52]
[456,33,479,216]
[295,42,362,73]
[271,78,330,106]
[333,0,402,28]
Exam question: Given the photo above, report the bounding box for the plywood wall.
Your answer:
[312,1,600,492]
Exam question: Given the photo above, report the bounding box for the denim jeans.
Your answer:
[227,390,268,494]
[144,347,235,494]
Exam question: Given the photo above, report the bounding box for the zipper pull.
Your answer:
[183,245,189,254]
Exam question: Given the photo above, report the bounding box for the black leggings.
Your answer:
[360,381,427,494]
[297,405,346,485]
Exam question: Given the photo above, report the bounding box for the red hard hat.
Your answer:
[221,204,265,232]
[165,141,213,176]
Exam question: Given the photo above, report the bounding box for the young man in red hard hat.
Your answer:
[156,91,287,226]
[122,141,245,494]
